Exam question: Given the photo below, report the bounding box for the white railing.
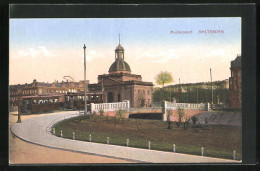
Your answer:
[46,112,83,134]
[165,101,208,110]
[91,100,130,113]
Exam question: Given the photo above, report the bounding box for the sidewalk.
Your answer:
[11,111,240,163]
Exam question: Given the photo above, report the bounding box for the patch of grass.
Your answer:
[53,115,241,160]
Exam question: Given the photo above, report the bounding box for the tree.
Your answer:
[177,108,184,127]
[115,109,127,129]
[166,109,173,129]
[155,71,174,101]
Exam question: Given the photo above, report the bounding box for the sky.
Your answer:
[9,18,241,86]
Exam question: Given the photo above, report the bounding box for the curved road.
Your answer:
[11,111,240,163]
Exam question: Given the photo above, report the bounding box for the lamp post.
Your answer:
[210,68,213,105]
[178,78,180,102]
[17,88,22,123]
[83,44,87,115]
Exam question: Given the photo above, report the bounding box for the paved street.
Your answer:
[9,111,130,164]
[11,111,240,163]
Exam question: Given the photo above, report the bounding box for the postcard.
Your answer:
[9,15,243,164]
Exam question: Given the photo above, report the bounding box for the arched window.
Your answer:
[108,92,113,103]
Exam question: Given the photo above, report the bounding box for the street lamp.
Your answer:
[83,44,87,115]
[210,68,213,105]
[17,88,22,123]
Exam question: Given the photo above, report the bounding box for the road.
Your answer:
[9,111,131,164]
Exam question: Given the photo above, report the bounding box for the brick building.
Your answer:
[228,55,242,109]
[88,43,154,107]
[9,79,89,106]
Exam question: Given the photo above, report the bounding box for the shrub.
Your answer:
[191,116,197,126]
[99,109,104,119]
[177,108,184,127]
[166,109,173,129]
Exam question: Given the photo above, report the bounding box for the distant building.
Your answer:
[228,55,242,109]
[9,79,89,106]
[88,43,154,107]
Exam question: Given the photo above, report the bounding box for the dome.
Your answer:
[109,60,131,73]
[115,44,124,51]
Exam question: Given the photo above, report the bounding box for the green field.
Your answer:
[53,115,241,160]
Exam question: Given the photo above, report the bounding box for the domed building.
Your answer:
[88,42,154,107]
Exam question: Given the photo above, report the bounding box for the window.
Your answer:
[147,90,150,95]
[138,90,140,93]
[143,90,145,95]
[46,89,48,93]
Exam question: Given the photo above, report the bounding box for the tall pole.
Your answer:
[83,44,87,115]
[178,78,180,102]
[17,89,21,123]
[197,88,198,104]
[210,68,213,104]
[170,89,172,102]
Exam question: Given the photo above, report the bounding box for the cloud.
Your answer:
[136,48,181,63]
[205,48,225,59]
[201,48,233,63]
[17,46,56,58]
[85,50,105,62]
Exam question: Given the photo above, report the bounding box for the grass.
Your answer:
[53,115,241,160]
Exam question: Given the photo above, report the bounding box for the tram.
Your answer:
[20,95,62,114]
[20,92,103,114]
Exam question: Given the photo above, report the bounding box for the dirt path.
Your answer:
[9,112,133,164]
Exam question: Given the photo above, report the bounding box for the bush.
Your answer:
[177,108,184,127]
[99,109,104,118]
[166,109,173,129]
[191,116,197,126]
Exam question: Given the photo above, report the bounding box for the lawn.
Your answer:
[52,115,241,160]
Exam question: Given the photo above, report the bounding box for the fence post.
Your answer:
[60,130,63,138]
[89,134,92,142]
[127,139,129,147]
[73,132,75,140]
[233,150,236,160]
[207,103,210,111]
[107,137,110,144]
[148,141,151,150]
[52,128,55,135]
[162,101,167,121]
[90,103,95,114]
[173,144,176,153]
[201,147,204,156]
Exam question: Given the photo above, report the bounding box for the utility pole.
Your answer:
[83,44,87,115]
[210,68,213,105]
[170,89,172,102]
[197,88,198,103]
[178,78,180,102]
[17,88,21,123]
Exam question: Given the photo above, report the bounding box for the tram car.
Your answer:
[64,92,103,111]
[20,92,103,114]
[20,95,63,114]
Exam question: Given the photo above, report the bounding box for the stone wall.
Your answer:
[167,109,207,122]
